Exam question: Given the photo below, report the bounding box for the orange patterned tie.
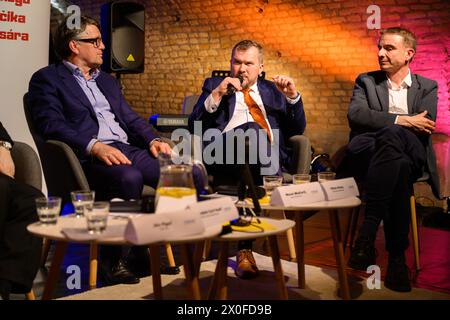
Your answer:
[242,88,272,142]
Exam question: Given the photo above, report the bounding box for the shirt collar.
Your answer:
[63,60,100,80]
[248,81,259,95]
[387,69,412,89]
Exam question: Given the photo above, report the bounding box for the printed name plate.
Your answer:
[125,210,204,245]
[270,182,325,206]
[186,197,239,228]
[320,177,360,201]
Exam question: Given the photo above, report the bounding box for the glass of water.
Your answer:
[85,201,110,234]
[35,197,61,225]
[263,175,283,197]
[71,190,95,217]
[318,172,336,183]
[293,174,312,185]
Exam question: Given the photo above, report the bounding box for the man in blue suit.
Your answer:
[189,40,306,279]
[29,16,172,202]
[27,16,193,284]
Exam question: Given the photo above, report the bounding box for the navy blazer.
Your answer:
[348,70,440,197]
[188,77,306,170]
[28,63,158,160]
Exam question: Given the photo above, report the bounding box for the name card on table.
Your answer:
[270,182,325,206]
[187,197,240,227]
[125,210,204,245]
[320,177,359,201]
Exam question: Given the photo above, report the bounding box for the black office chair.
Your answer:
[10,140,42,300]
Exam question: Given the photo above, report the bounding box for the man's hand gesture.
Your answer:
[272,75,298,99]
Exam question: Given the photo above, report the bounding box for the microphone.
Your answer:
[226,75,243,95]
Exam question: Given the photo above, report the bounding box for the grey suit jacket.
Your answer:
[347,70,440,198]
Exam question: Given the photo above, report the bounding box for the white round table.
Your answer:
[27,214,223,300]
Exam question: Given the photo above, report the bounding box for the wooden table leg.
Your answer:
[294,212,305,288]
[180,243,202,300]
[328,209,351,300]
[40,238,51,267]
[89,243,98,289]
[149,244,162,300]
[193,241,205,277]
[25,290,35,300]
[268,235,288,299]
[208,241,228,300]
[42,241,68,300]
[282,210,297,261]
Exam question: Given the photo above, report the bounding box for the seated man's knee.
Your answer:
[377,125,405,140]
[115,168,144,199]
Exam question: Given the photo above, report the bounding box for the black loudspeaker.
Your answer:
[100,1,145,73]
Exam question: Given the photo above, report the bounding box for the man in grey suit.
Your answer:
[339,27,439,292]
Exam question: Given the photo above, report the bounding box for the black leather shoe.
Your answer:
[348,236,377,271]
[105,259,140,285]
[126,246,181,277]
[384,255,411,292]
[0,279,11,300]
[160,266,181,275]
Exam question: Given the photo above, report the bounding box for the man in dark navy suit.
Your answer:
[28,16,173,202]
[341,27,439,292]
[28,16,198,284]
[189,40,306,279]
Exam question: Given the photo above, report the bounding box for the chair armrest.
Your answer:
[40,140,90,203]
[11,141,42,190]
[289,135,311,174]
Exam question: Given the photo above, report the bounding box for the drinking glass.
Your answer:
[293,174,312,185]
[71,190,95,217]
[318,172,336,183]
[263,176,283,197]
[35,196,61,225]
[85,201,110,234]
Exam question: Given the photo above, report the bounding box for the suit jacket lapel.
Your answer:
[407,74,419,114]
[227,94,236,123]
[258,80,279,128]
[57,64,96,118]
[375,79,389,112]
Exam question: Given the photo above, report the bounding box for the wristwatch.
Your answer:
[0,140,12,151]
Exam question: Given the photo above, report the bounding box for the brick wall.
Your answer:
[70,0,450,155]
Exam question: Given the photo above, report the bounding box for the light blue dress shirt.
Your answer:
[63,61,129,154]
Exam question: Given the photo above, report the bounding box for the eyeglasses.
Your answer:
[75,37,103,48]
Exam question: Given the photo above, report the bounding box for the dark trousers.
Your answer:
[339,125,426,255]
[205,122,283,188]
[0,174,43,293]
[83,142,205,201]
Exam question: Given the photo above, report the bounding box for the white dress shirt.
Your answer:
[204,82,300,139]
[387,70,412,124]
